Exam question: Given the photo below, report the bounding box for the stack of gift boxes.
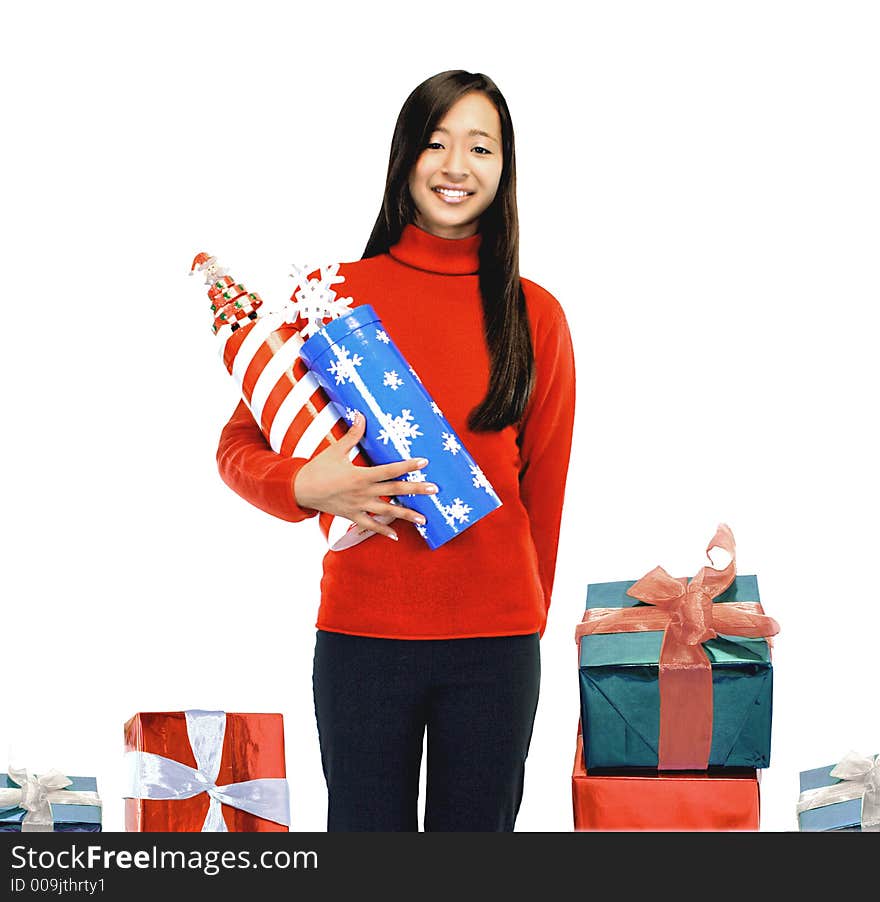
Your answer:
[3,521,876,832]
[573,524,780,831]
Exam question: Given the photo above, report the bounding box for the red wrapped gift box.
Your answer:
[124,711,288,832]
[572,732,759,831]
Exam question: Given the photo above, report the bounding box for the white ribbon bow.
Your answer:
[123,710,290,831]
[797,751,880,831]
[0,767,102,832]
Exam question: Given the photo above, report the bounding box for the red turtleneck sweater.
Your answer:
[216,224,575,639]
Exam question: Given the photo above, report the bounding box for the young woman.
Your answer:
[217,70,576,831]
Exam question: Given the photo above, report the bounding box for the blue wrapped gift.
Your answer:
[299,304,502,549]
[797,753,879,832]
[0,773,102,833]
[578,574,774,770]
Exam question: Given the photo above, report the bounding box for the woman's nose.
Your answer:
[441,144,469,179]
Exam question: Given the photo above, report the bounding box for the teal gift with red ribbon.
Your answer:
[576,525,780,771]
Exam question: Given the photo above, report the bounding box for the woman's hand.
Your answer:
[293,411,437,540]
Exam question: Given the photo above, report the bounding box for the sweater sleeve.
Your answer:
[516,288,576,622]
[216,399,318,523]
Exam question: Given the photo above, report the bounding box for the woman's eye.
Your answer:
[426,142,444,150]
[472,146,491,155]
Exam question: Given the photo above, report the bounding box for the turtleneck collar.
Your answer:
[389,223,481,275]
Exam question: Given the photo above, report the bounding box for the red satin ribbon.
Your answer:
[575,524,780,770]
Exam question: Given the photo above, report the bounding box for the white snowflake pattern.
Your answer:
[442,497,472,525]
[377,409,423,455]
[375,329,390,344]
[344,407,358,424]
[415,523,428,539]
[383,370,404,391]
[431,401,443,417]
[441,432,461,455]
[408,365,422,383]
[327,345,364,385]
[285,262,354,337]
[470,464,493,493]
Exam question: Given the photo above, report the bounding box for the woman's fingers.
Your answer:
[301,414,436,534]
[351,511,398,541]
[342,426,433,488]
[363,499,426,526]
[376,478,438,497]
[369,456,430,481]
[336,411,366,455]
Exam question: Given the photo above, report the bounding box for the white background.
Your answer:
[2,1,877,833]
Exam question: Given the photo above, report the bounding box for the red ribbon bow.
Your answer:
[576,524,780,770]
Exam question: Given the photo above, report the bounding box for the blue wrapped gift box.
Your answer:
[300,304,502,549]
[579,574,774,770]
[0,774,102,833]
[798,763,871,832]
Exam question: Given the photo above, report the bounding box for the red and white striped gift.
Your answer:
[192,252,387,551]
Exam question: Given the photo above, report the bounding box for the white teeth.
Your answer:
[434,188,469,197]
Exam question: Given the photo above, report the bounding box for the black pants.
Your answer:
[312,630,541,832]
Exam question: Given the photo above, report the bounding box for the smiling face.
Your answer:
[407,91,504,240]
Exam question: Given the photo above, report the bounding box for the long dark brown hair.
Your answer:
[362,70,534,431]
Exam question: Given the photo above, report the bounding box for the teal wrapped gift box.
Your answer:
[0,774,102,833]
[578,574,773,771]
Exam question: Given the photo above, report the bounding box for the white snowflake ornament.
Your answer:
[285,262,355,337]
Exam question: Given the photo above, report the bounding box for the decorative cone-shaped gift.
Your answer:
[190,252,392,550]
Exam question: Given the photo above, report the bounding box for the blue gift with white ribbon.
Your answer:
[797,752,880,832]
[0,770,102,832]
[299,305,502,549]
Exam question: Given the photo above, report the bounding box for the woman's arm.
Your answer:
[516,285,577,620]
[217,399,317,522]
[217,400,438,537]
